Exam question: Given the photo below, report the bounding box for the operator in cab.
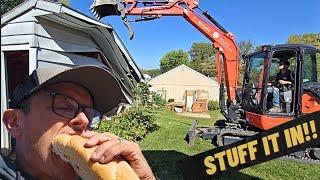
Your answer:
[268,60,295,113]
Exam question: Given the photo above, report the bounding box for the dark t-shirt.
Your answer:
[276,70,295,85]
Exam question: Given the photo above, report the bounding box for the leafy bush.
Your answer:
[151,92,166,108]
[132,82,150,107]
[132,82,166,109]
[98,107,159,141]
[208,100,220,111]
[98,82,161,141]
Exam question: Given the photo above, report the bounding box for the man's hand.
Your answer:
[81,132,155,180]
[279,80,292,85]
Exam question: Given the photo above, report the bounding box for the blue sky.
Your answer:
[70,0,320,69]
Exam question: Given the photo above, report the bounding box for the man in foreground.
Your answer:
[1,65,155,179]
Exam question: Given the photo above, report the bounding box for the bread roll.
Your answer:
[52,134,140,180]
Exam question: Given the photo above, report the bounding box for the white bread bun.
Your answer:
[52,134,140,180]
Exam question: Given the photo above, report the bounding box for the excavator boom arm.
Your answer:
[91,0,239,101]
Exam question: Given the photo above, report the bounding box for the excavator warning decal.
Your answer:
[179,111,320,178]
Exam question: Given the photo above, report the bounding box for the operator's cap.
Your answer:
[10,65,123,114]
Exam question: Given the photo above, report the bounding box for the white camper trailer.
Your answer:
[1,0,143,153]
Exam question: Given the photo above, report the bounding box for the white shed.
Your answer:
[149,64,220,103]
[1,0,142,152]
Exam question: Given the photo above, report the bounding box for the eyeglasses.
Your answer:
[47,91,102,130]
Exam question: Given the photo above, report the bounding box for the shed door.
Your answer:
[1,50,29,154]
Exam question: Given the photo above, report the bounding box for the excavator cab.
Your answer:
[242,44,320,130]
[186,44,320,149]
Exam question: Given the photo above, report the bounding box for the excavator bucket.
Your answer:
[90,0,134,39]
[184,120,199,146]
[90,0,123,18]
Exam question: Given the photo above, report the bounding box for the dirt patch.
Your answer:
[177,112,211,119]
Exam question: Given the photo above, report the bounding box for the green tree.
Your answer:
[57,0,70,6]
[188,42,216,77]
[287,33,320,81]
[140,68,161,78]
[1,0,24,14]
[238,40,254,62]
[287,33,320,48]
[1,0,70,14]
[160,49,190,73]
[238,40,255,85]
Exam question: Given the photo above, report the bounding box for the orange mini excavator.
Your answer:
[90,0,320,162]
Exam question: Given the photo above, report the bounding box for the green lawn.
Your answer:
[138,109,320,180]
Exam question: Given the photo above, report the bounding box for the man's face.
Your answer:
[279,64,288,70]
[279,64,284,70]
[16,82,93,179]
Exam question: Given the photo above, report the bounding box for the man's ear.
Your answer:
[2,109,22,138]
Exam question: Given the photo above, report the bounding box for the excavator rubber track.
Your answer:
[215,128,257,147]
[280,148,320,165]
[186,121,320,165]
[215,130,320,165]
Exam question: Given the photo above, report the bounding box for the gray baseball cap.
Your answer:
[10,65,123,113]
